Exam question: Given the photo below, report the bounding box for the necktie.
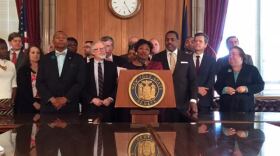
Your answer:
[98,63,104,98]
[169,52,176,73]
[196,55,200,74]
[12,51,17,65]
[97,125,103,156]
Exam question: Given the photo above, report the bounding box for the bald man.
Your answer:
[37,31,86,113]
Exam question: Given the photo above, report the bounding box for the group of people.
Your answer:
[0,30,265,122]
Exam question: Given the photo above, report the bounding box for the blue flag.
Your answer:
[18,0,28,49]
[181,0,188,50]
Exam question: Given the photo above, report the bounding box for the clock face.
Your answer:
[109,0,141,19]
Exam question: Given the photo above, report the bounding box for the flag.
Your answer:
[18,0,28,50]
[181,0,188,50]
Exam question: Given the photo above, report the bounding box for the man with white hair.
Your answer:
[82,41,118,122]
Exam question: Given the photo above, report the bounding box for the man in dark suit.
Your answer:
[184,36,195,54]
[37,31,86,113]
[101,36,127,67]
[83,41,118,122]
[83,40,94,63]
[216,36,253,74]
[67,36,78,53]
[191,33,216,113]
[7,32,26,71]
[152,31,198,121]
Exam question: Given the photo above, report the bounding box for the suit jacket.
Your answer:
[112,55,128,67]
[15,65,39,114]
[36,123,87,156]
[15,124,33,156]
[190,53,216,107]
[36,50,86,113]
[7,49,26,71]
[152,50,198,113]
[214,64,264,112]
[83,60,118,117]
[216,54,253,74]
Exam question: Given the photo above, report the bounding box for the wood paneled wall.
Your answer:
[56,0,191,55]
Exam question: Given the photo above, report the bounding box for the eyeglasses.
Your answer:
[92,47,105,51]
[84,46,91,48]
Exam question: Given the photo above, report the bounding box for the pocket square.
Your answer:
[180,61,189,64]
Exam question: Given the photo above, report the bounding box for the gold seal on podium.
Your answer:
[129,72,165,108]
[128,133,162,156]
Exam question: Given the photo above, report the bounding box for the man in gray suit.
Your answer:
[7,32,26,71]
[152,31,198,122]
[216,36,253,74]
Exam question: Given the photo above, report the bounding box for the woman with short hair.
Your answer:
[0,38,17,116]
[215,46,264,112]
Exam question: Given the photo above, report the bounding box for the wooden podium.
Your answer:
[115,70,176,124]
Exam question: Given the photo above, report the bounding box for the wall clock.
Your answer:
[108,0,141,19]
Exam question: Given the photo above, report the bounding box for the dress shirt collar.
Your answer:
[193,52,204,59]
[94,59,104,64]
[106,54,113,61]
[10,49,20,54]
[166,48,178,56]
[55,49,67,56]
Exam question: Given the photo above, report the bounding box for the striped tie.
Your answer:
[98,62,104,98]
[97,125,103,156]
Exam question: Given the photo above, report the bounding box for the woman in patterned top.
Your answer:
[0,38,17,116]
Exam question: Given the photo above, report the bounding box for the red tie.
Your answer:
[196,55,200,75]
[12,51,17,65]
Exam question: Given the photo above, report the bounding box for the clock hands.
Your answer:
[124,0,131,13]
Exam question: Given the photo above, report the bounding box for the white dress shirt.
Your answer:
[55,49,67,76]
[9,49,20,61]
[93,125,104,156]
[193,52,204,67]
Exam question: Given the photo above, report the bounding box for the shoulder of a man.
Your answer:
[152,50,166,60]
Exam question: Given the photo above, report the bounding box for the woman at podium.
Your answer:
[117,39,163,122]
[124,39,163,70]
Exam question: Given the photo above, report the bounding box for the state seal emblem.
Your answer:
[129,72,165,108]
[128,133,162,156]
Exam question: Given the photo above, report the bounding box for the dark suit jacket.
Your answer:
[36,50,86,113]
[15,124,35,156]
[112,55,128,67]
[216,54,253,74]
[36,123,87,156]
[82,60,118,120]
[152,50,198,113]
[7,49,26,71]
[15,65,39,114]
[214,64,264,112]
[190,53,216,108]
